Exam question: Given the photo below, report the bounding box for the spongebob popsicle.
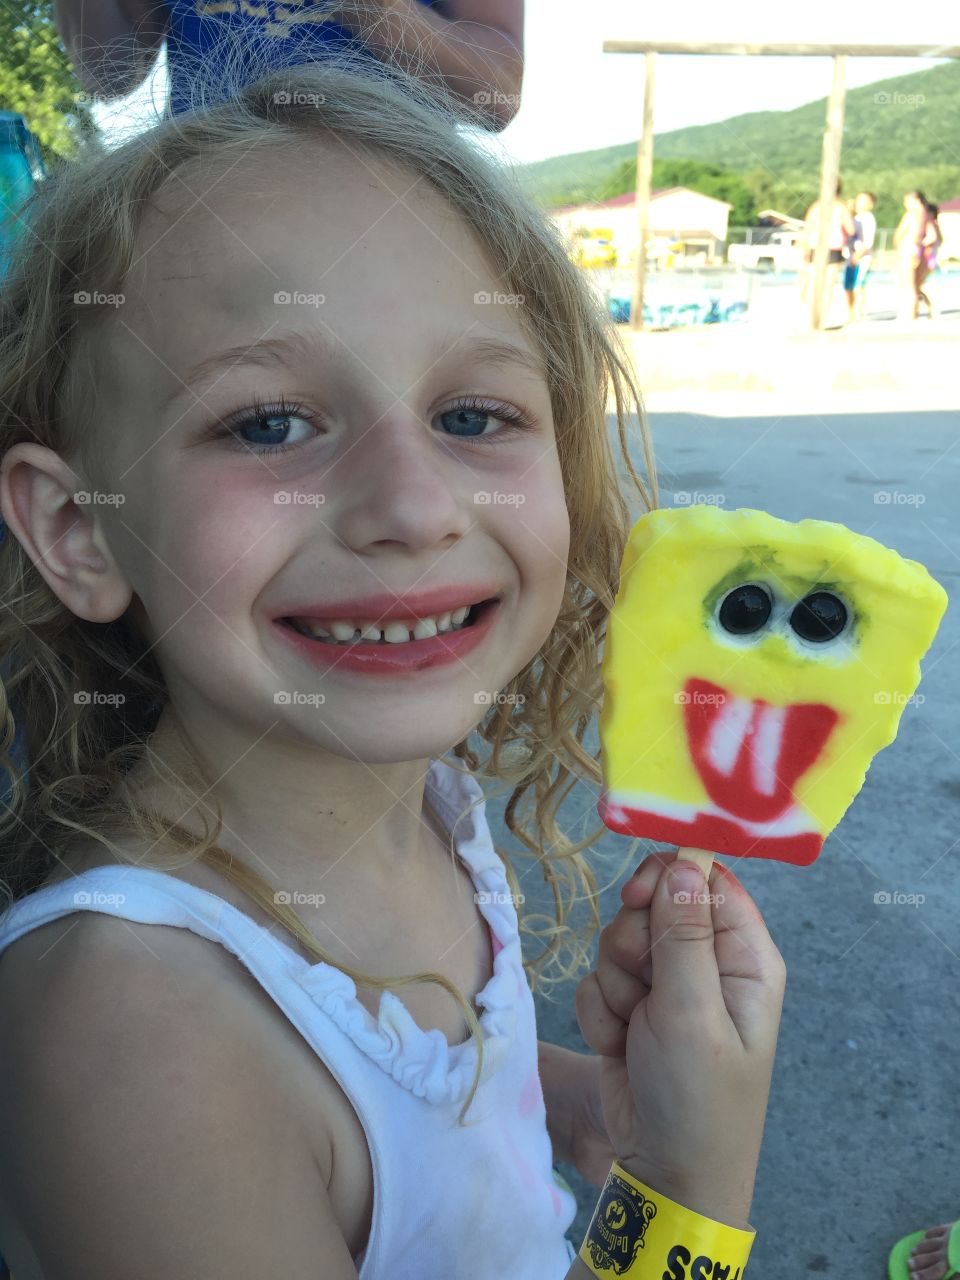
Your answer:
[597,506,948,869]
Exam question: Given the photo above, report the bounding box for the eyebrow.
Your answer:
[165,329,546,410]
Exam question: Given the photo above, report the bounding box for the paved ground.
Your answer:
[485,404,959,1275]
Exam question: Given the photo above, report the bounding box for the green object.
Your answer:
[887,1221,960,1280]
[0,111,45,280]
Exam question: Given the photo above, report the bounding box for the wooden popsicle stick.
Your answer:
[677,846,715,881]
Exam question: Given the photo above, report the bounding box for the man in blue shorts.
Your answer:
[844,191,877,324]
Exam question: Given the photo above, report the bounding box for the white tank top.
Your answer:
[0,756,579,1278]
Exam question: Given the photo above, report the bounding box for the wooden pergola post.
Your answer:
[809,54,847,330]
[601,42,960,332]
[629,52,656,332]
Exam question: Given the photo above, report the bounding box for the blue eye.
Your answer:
[206,394,536,456]
[210,397,319,457]
[437,397,536,442]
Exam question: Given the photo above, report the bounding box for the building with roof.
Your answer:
[549,187,734,265]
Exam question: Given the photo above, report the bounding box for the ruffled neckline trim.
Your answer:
[287,755,520,1107]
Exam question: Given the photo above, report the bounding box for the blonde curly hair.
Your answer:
[0,51,656,1126]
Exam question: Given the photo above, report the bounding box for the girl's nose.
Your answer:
[328,412,474,553]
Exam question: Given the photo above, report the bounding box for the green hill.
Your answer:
[516,60,960,227]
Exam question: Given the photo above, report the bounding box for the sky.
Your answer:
[92,0,956,165]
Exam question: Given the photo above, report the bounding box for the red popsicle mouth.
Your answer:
[682,677,839,824]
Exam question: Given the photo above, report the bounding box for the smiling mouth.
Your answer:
[278,597,500,646]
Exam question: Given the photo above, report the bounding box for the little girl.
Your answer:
[0,56,785,1278]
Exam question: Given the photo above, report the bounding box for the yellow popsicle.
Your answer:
[598,506,948,866]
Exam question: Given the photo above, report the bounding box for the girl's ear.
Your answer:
[0,442,134,623]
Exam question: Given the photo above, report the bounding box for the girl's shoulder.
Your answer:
[0,842,337,1182]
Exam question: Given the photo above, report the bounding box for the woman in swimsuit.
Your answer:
[894,190,941,320]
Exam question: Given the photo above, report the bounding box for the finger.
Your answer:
[619,849,673,908]
[575,969,630,1057]
[620,848,723,910]
[647,858,724,1014]
[596,919,652,1023]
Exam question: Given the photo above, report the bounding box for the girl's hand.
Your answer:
[559,1052,617,1190]
[574,850,787,1229]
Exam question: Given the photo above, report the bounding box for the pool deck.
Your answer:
[608,310,960,412]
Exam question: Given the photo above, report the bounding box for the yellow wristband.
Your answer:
[578,1160,756,1278]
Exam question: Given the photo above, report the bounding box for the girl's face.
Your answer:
[78,138,571,766]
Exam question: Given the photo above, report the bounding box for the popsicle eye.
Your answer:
[717,583,773,635]
[789,591,848,643]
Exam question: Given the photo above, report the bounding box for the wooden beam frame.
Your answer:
[601,41,956,331]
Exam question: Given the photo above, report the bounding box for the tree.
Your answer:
[0,0,99,161]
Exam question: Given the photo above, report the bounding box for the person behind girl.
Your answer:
[800,177,856,323]
[0,58,786,1278]
[843,190,876,324]
[894,189,941,321]
[53,0,523,127]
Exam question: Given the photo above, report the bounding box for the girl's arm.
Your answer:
[52,0,170,99]
[0,917,360,1279]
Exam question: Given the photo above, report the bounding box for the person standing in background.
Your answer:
[53,0,524,126]
[894,190,942,320]
[844,190,877,324]
[800,178,856,324]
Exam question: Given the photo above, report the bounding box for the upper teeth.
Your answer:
[290,604,473,644]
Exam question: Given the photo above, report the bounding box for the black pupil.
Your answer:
[790,592,847,643]
[718,584,772,635]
